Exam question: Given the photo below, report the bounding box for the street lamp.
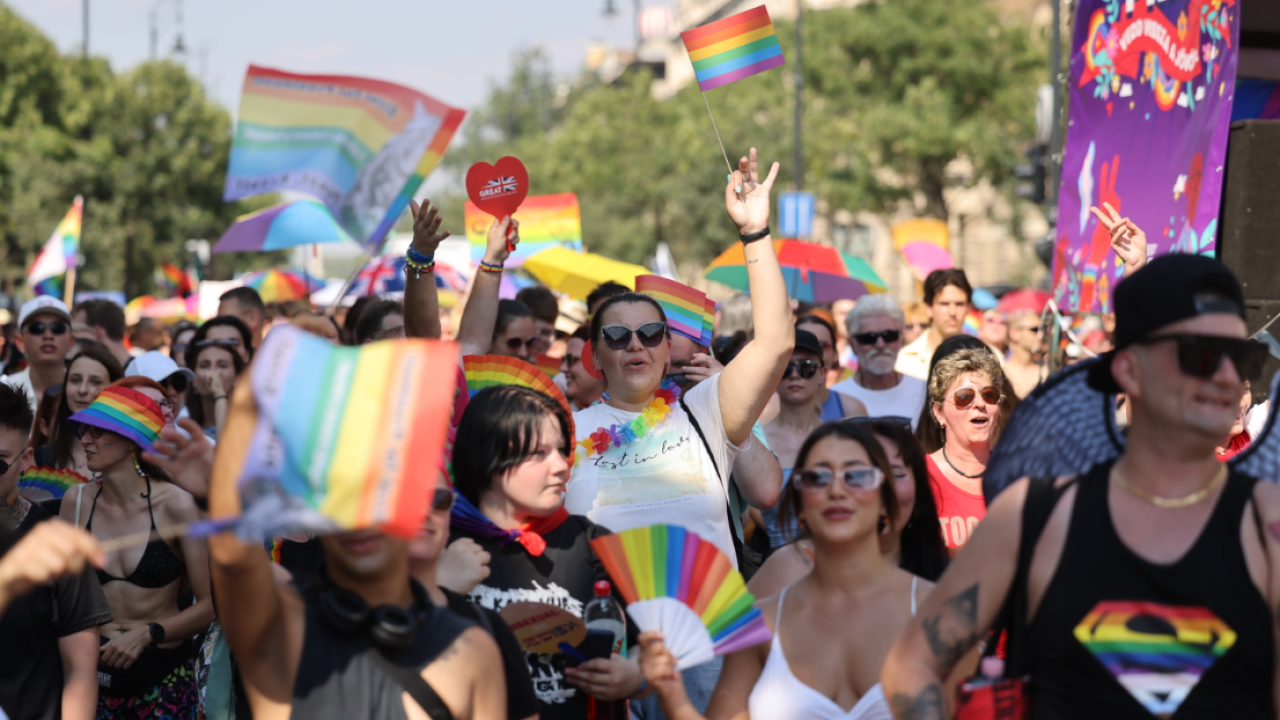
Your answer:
[149,0,186,60]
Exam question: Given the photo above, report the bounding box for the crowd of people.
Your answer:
[0,147,1274,720]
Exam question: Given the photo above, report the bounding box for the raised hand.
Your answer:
[725,147,780,235]
[1089,201,1148,277]
[408,198,451,256]
[484,216,520,265]
[141,418,215,501]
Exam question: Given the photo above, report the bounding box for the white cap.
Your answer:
[18,296,71,328]
[124,350,195,385]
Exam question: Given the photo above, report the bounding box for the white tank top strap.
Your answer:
[910,575,918,617]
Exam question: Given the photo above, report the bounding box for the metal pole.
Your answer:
[793,0,803,191]
[82,0,88,55]
[1047,0,1064,211]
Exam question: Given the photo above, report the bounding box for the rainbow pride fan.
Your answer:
[590,525,772,669]
[19,466,90,502]
[463,354,576,453]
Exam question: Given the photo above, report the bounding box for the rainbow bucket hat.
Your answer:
[68,385,164,454]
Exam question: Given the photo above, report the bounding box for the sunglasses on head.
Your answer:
[792,466,884,492]
[783,359,822,380]
[853,329,901,346]
[431,487,455,513]
[948,386,1002,409]
[1135,334,1268,382]
[25,321,68,336]
[600,322,667,350]
[196,338,239,350]
[504,336,540,351]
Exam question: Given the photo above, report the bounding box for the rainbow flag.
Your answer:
[635,275,715,347]
[535,354,561,378]
[465,193,582,267]
[29,197,82,296]
[155,262,193,298]
[223,325,456,540]
[225,65,465,248]
[681,6,785,92]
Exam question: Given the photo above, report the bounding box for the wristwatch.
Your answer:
[148,622,166,644]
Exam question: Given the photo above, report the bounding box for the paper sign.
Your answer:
[499,601,587,654]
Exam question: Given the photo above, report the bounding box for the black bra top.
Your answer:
[86,479,184,589]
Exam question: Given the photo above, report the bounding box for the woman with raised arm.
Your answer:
[639,422,944,720]
[568,148,792,717]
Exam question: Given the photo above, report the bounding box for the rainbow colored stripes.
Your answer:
[69,386,165,454]
[233,326,456,539]
[28,196,82,291]
[225,65,465,246]
[463,354,575,455]
[534,354,561,378]
[635,275,714,347]
[681,6,785,92]
[19,466,89,501]
[465,193,582,267]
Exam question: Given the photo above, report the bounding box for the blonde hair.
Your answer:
[928,347,1008,436]
[903,301,929,325]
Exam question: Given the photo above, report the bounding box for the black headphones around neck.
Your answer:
[316,573,433,652]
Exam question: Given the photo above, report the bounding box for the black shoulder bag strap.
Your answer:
[1002,476,1074,677]
[368,651,455,720]
[679,395,762,579]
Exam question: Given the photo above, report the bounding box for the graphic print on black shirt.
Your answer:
[451,514,613,720]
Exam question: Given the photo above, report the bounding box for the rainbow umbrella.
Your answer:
[241,268,325,303]
[213,199,356,253]
[704,239,886,303]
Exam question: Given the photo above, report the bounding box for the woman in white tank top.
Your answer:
[638,422,939,720]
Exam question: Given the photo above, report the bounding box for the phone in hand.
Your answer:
[560,628,616,667]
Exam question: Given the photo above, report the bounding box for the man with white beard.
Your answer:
[831,295,929,428]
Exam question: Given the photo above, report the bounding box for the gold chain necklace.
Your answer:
[1112,464,1227,509]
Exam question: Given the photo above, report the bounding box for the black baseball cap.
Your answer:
[795,328,825,360]
[1087,253,1247,393]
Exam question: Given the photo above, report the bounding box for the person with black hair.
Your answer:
[166,321,197,369]
[353,299,405,344]
[0,382,111,720]
[896,268,974,381]
[189,316,253,364]
[72,299,130,367]
[517,285,560,355]
[32,346,124,479]
[341,295,376,345]
[562,326,604,411]
[795,315,863,421]
[586,281,629,317]
[217,287,267,349]
[450,384,643,718]
[186,338,246,441]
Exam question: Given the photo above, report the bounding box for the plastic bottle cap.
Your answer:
[980,656,1004,678]
[593,580,611,596]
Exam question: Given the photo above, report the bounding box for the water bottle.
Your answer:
[584,580,627,720]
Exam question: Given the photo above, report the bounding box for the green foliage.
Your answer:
[0,4,247,299]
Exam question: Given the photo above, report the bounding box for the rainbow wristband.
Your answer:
[404,256,435,277]
[406,246,434,265]
[479,260,504,274]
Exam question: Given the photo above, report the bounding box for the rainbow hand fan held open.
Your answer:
[590,524,772,669]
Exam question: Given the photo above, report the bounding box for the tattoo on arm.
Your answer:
[921,583,980,670]
[889,685,945,720]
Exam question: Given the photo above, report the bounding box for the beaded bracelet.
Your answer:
[478,259,504,274]
[406,246,434,265]
[404,256,435,277]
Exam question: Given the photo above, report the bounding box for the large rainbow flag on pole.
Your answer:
[28,196,82,299]
[218,325,456,539]
[224,65,465,248]
[681,6,785,92]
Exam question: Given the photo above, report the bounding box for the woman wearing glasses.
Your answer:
[639,422,947,720]
[925,347,1008,553]
[185,338,245,441]
[59,384,212,719]
[31,346,123,480]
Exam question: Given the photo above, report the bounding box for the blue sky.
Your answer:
[8,0,672,114]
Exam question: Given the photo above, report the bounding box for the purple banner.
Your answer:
[1053,0,1238,313]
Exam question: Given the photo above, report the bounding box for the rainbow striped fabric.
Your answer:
[682,6,786,92]
[224,65,465,247]
[635,275,715,347]
[464,193,582,267]
[28,196,82,296]
[463,354,576,454]
[19,466,90,501]
[228,325,456,539]
[68,386,165,454]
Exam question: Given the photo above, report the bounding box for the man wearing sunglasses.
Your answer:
[885,254,1280,720]
[3,297,76,416]
[1005,310,1047,399]
[124,351,196,420]
[832,295,928,429]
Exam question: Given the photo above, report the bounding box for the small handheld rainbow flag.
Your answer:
[635,275,715,348]
[681,6,785,92]
[534,354,562,378]
[220,325,456,540]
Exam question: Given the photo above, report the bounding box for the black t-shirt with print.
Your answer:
[0,503,112,720]
[449,514,614,720]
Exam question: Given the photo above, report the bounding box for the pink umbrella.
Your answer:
[901,241,954,276]
[997,289,1051,315]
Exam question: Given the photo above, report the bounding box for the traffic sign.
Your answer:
[778,192,815,238]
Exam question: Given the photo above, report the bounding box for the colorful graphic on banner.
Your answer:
[1053,0,1238,312]
[224,65,465,247]
[465,193,583,267]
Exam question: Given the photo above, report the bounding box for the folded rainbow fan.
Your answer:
[463,354,576,451]
[19,466,90,502]
[590,525,771,669]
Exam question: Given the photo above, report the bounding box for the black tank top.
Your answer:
[291,578,474,719]
[1024,461,1274,719]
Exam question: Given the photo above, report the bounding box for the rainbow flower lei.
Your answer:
[576,386,682,462]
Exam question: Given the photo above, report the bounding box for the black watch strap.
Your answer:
[148,622,166,644]
[739,226,770,243]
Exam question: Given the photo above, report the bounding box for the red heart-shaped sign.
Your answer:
[465,156,529,220]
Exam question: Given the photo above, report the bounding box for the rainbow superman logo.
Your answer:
[1075,601,1236,718]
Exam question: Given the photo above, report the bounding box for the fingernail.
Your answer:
[726,174,732,184]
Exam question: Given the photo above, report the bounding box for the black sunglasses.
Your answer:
[853,329,901,346]
[72,423,108,440]
[505,336,540,351]
[1135,334,1268,382]
[163,374,190,394]
[196,338,239,349]
[600,322,667,350]
[431,488,455,513]
[792,466,884,492]
[783,359,822,380]
[0,457,10,476]
[25,321,68,336]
